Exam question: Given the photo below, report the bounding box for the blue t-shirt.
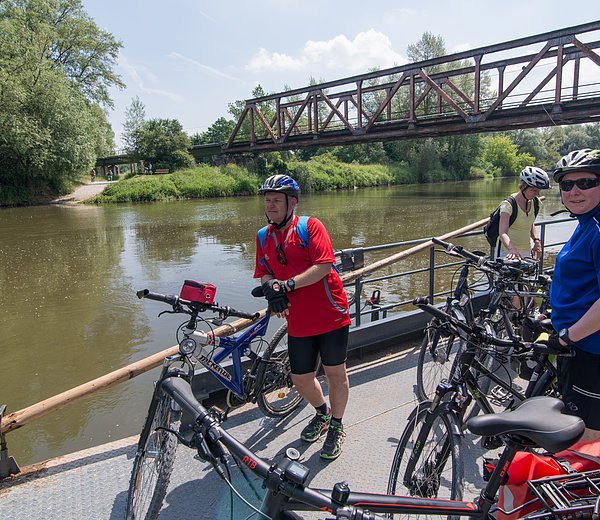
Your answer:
[550,208,600,354]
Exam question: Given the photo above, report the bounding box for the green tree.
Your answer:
[122,96,146,154]
[482,134,534,177]
[0,0,122,203]
[195,117,235,144]
[136,119,194,171]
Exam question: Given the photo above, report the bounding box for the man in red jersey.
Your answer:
[254,175,351,460]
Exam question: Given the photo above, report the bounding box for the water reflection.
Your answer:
[0,178,571,465]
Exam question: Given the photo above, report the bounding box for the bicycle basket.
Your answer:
[526,469,600,519]
[180,280,216,305]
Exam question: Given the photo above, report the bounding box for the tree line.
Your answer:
[1,2,599,207]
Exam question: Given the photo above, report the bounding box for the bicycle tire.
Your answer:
[256,323,313,418]
[416,306,466,402]
[126,392,181,520]
[388,402,464,508]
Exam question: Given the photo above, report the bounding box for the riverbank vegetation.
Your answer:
[2,4,600,207]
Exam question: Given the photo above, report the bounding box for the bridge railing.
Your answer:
[224,21,600,152]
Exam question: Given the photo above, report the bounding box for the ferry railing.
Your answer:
[340,216,573,327]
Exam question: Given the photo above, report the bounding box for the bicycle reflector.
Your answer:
[180,280,217,305]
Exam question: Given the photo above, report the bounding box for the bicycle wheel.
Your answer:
[126,392,181,520]
[388,402,464,506]
[416,307,466,402]
[256,323,313,418]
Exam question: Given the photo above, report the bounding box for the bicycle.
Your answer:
[127,281,316,519]
[427,238,552,399]
[388,298,572,502]
[131,368,597,519]
[416,242,491,401]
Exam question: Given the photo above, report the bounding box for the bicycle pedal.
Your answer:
[490,385,512,404]
[208,405,226,422]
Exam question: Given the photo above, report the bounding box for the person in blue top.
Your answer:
[549,149,600,440]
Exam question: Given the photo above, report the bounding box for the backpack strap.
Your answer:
[257,224,273,275]
[533,197,540,218]
[296,215,310,249]
[507,196,519,227]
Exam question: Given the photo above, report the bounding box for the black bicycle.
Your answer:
[135,369,598,519]
[126,284,316,519]
[388,298,571,503]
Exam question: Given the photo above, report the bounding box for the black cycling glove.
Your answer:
[545,333,572,353]
[262,279,289,314]
[262,279,287,299]
[267,294,289,314]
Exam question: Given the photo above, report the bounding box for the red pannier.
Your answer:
[496,438,600,520]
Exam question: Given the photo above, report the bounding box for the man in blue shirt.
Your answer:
[550,149,600,440]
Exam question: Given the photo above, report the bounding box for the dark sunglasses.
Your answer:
[275,243,287,265]
[559,177,600,192]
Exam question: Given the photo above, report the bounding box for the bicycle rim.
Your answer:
[256,323,305,418]
[416,314,464,402]
[126,394,180,520]
[388,403,464,519]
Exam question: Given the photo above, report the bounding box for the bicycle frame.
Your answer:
[190,312,271,397]
[158,374,594,520]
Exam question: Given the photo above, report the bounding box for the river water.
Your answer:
[0,178,571,466]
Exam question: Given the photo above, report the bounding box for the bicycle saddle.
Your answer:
[465,396,584,453]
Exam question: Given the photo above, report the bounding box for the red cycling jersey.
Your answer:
[254,215,351,337]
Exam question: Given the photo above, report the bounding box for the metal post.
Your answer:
[354,279,361,327]
[0,405,20,479]
[429,245,435,304]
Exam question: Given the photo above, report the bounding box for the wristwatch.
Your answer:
[286,278,296,292]
[558,328,575,345]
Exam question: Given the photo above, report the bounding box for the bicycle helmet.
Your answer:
[258,175,301,199]
[520,166,550,189]
[553,149,600,182]
[258,175,301,229]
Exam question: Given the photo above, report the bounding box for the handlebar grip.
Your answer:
[431,237,487,265]
[161,375,206,422]
[227,308,260,320]
[413,298,455,323]
[137,289,179,306]
[431,237,450,248]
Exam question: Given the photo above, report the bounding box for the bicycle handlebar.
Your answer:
[413,297,570,356]
[137,288,260,321]
[160,375,386,520]
[431,237,538,276]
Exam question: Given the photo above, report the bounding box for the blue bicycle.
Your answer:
[127,281,312,519]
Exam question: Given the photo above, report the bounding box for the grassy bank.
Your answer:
[81,155,480,204]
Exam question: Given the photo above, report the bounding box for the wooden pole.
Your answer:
[341,217,489,283]
[1,311,266,434]
[2,217,491,435]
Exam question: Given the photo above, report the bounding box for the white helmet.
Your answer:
[553,149,600,182]
[520,166,550,189]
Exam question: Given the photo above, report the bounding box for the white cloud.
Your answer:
[245,29,405,74]
[169,52,239,81]
[118,53,183,102]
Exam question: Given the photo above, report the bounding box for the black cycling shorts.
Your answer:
[558,347,600,430]
[287,325,349,375]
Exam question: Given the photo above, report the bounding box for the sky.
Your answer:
[80,0,600,149]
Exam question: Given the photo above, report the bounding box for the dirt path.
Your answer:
[50,181,115,205]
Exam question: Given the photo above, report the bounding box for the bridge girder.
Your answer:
[223,21,600,154]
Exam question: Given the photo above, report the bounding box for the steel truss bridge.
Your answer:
[223,21,600,154]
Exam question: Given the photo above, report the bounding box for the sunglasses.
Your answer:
[275,243,287,265]
[559,177,600,192]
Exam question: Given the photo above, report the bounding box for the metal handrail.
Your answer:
[342,216,573,326]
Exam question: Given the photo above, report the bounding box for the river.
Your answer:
[0,178,571,466]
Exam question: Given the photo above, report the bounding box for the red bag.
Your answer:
[179,280,217,305]
[496,439,600,520]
